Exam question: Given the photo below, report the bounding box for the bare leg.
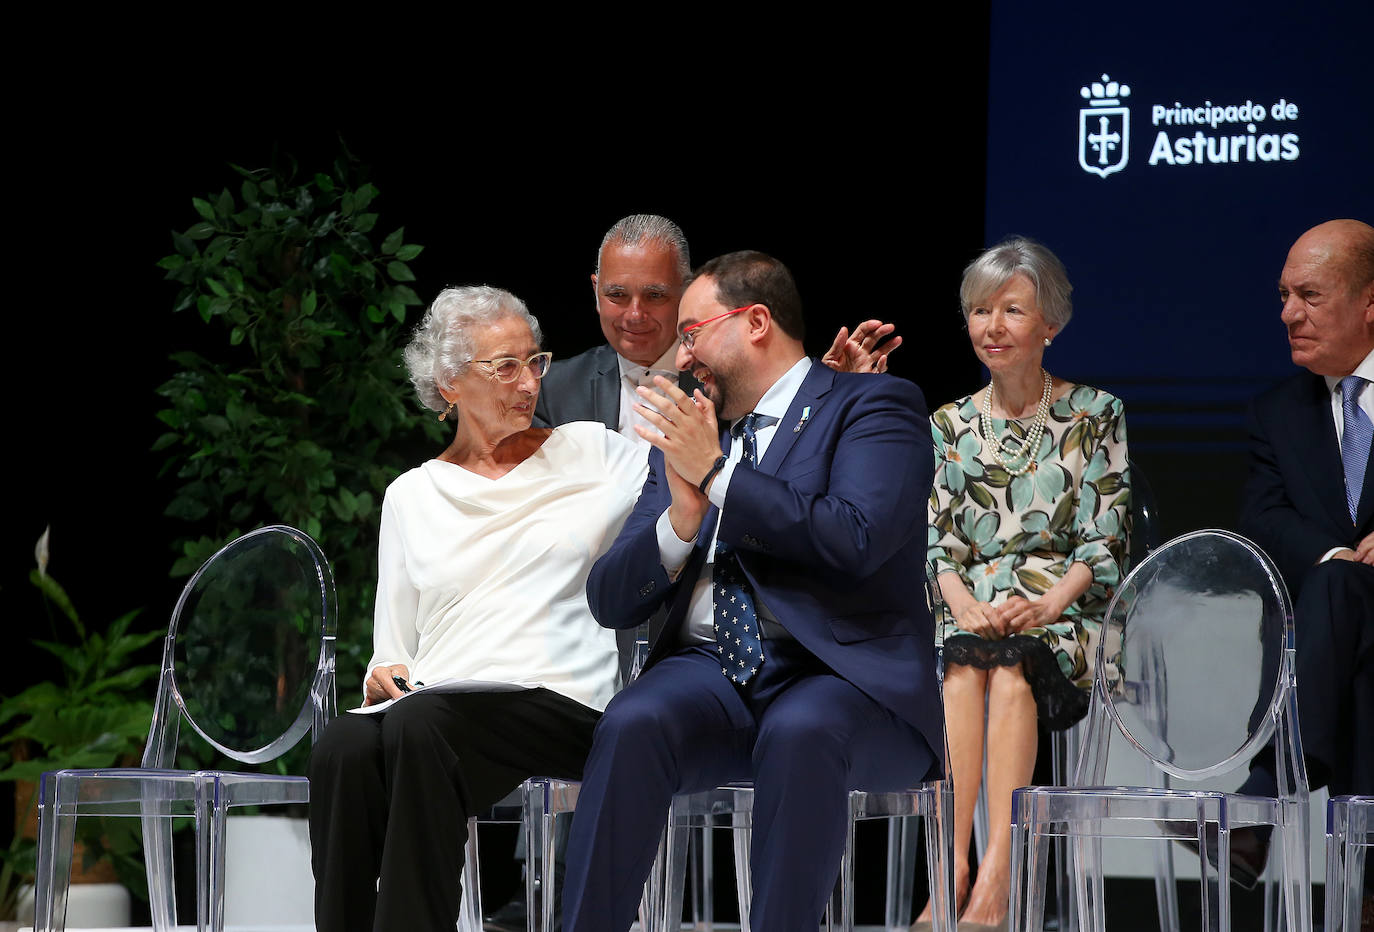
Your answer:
[913,662,986,924]
[960,663,1038,926]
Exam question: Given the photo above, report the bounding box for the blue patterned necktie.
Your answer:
[1340,375,1371,523]
[713,413,770,684]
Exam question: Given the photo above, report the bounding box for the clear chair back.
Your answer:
[144,525,337,768]
[1082,528,1293,784]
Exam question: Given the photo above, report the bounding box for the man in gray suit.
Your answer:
[537,214,902,437]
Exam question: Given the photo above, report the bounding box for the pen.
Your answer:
[392,675,412,694]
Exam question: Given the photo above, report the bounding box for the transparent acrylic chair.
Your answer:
[1008,528,1311,931]
[645,583,956,932]
[33,525,337,932]
[457,625,654,932]
[1325,795,1371,932]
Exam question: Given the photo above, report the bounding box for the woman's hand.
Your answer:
[363,663,411,706]
[997,595,1059,633]
[953,601,1005,638]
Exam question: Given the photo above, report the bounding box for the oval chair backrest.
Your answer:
[1094,528,1292,782]
[146,525,337,766]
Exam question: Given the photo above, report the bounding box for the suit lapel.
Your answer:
[1291,375,1352,534]
[593,347,620,431]
[756,363,835,477]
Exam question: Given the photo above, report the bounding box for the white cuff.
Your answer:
[656,509,696,579]
[707,457,737,509]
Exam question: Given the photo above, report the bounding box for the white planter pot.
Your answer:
[14,882,130,929]
[224,814,314,926]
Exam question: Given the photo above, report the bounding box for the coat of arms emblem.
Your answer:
[1078,74,1131,178]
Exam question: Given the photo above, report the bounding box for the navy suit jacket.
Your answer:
[1240,371,1374,596]
[585,362,944,764]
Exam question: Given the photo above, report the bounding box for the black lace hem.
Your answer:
[943,633,1089,731]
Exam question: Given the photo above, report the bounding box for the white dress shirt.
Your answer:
[615,344,681,454]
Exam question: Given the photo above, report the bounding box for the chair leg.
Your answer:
[459,817,482,932]
[34,774,77,932]
[926,783,957,932]
[193,776,229,932]
[140,781,179,932]
[662,812,691,932]
[885,815,917,930]
[731,804,752,932]
[1149,831,1180,932]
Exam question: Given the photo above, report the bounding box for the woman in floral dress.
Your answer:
[913,238,1130,931]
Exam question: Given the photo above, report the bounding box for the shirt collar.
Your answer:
[751,357,813,422]
[1323,347,1374,394]
[617,343,681,382]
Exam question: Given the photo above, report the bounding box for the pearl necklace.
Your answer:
[980,369,1053,476]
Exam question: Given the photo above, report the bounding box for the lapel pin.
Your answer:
[794,405,812,433]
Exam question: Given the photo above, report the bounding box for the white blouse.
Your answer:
[367,422,647,712]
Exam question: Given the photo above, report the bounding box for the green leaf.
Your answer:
[966,482,995,510]
[216,188,235,216]
[381,227,404,254]
[186,221,215,241]
[366,304,385,323]
[354,183,378,210]
[241,179,259,204]
[157,254,186,271]
[172,231,195,256]
[393,285,422,306]
[386,260,415,282]
[353,212,378,233]
[230,327,245,346]
[206,278,229,298]
[395,244,424,261]
[302,290,318,316]
[192,197,216,221]
[340,191,356,216]
[315,172,335,192]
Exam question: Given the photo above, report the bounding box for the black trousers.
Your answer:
[308,689,600,932]
[1293,559,1374,797]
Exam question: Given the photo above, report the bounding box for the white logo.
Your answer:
[1078,74,1131,178]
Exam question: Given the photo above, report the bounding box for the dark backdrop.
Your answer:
[5,26,989,920]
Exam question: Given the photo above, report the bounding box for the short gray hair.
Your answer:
[403,285,542,413]
[596,214,691,281]
[959,236,1074,332]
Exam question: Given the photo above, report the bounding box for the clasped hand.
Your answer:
[955,595,1057,638]
[634,377,722,540]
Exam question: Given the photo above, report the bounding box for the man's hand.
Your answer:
[634,377,723,533]
[1333,532,1374,565]
[822,320,903,374]
[363,663,410,706]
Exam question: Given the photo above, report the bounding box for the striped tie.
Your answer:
[1340,375,1371,523]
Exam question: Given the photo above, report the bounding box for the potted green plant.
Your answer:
[154,151,440,703]
[0,529,162,924]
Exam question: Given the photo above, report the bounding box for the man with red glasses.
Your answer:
[488,216,899,931]
[562,250,943,931]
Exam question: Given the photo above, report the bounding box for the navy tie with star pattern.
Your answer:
[713,413,770,684]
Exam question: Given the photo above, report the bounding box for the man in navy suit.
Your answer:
[561,251,943,931]
[1231,218,1373,886]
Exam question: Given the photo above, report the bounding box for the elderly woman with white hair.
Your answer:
[914,238,1130,932]
[307,285,644,932]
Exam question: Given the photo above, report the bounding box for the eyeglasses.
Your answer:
[472,351,554,383]
[680,306,750,349]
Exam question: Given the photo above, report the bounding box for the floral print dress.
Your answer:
[928,384,1131,728]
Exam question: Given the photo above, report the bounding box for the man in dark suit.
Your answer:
[1232,218,1373,885]
[561,251,943,932]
